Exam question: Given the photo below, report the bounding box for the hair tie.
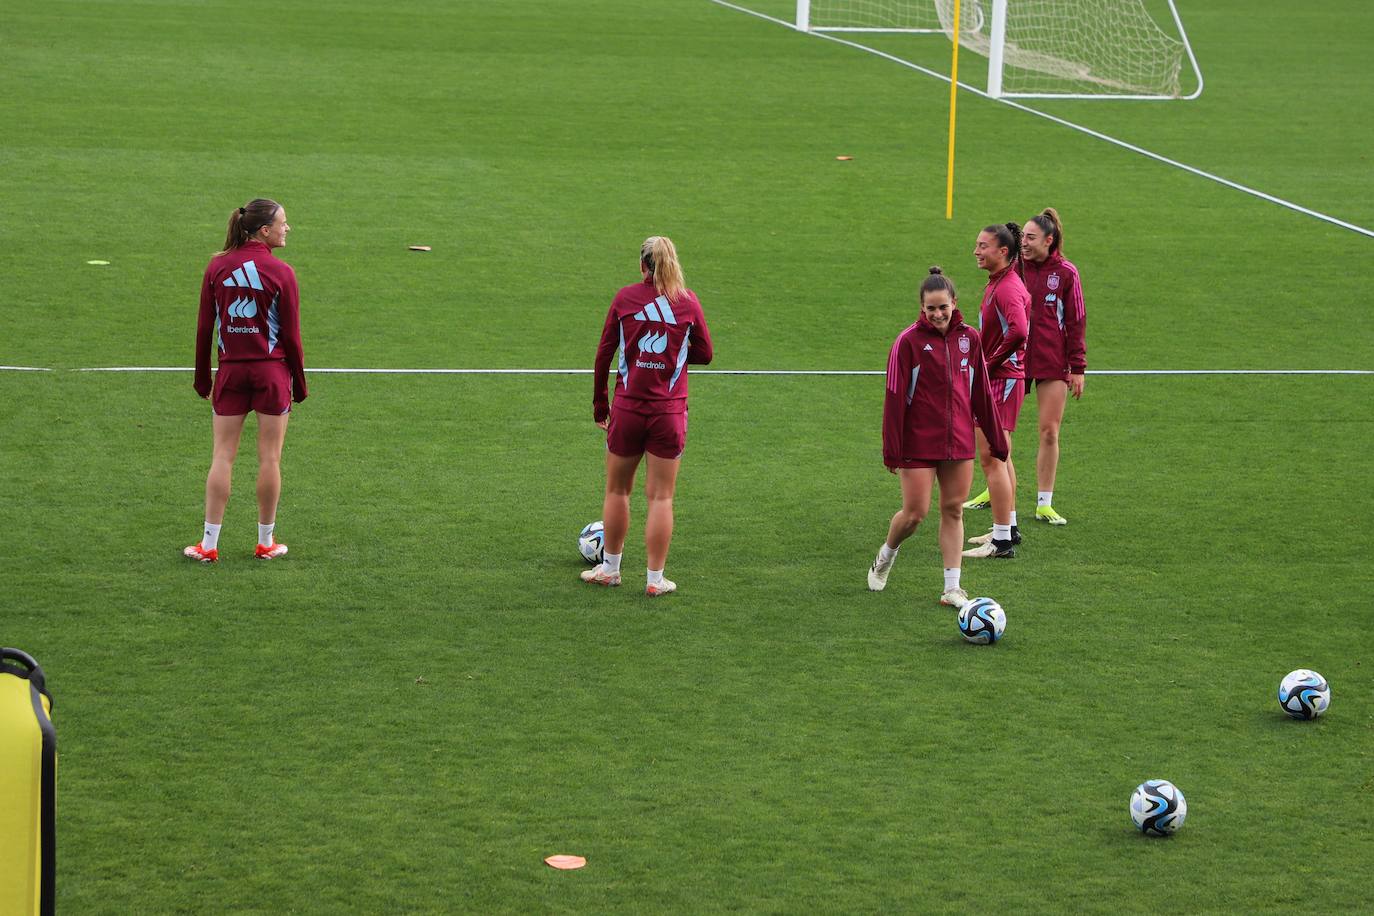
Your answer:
[238,207,246,216]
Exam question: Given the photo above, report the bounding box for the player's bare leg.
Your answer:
[643,453,681,595]
[186,411,246,562]
[254,412,290,558]
[583,450,640,586]
[206,412,247,524]
[936,459,973,568]
[1035,380,1069,524]
[887,467,934,549]
[601,451,640,557]
[965,430,1017,557]
[255,412,289,526]
[869,467,933,591]
[643,453,679,571]
[936,459,974,606]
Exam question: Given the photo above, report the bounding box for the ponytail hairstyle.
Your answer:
[640,235,686,304]
[1027,207,1062,256]
[919,265,958,304]
[221,198,281,253]
[983,222,1022,268]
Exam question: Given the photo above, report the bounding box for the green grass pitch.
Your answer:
[2,0,1372,912]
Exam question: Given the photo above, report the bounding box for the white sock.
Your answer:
[603,552,622,574]
[879,542,899,564]
[1009,511,1018,527]
[647,568,664,586]
[202,522,221,551]
[993,524,1012,542]
[1038,491,1053,508]
[943,567,961,591]
[258,522,275,548]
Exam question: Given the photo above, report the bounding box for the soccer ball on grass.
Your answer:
[957,597,1005,644]
[1278,669,1330,720]
[1130,779,1187,836]
[578,521,604,565]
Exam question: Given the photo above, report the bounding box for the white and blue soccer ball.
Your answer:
[578,521,605,565]
[1130,779,1187,836]
[1278,669,1330,720]
[957,597,1005,644]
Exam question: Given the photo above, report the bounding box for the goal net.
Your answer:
[797,0,1202,99]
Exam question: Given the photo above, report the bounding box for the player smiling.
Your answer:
[869,267,1008,608]
[1019,208,1086,525]
[963,223,1031,558]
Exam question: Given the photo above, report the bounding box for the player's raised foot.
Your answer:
[183,543,218,563]
[645,578,677,597]
[940,586,970,609]
[255,541,288,560]
[580,565,621,587]
[962,488,992,510]
[867,551,896,591]
[967,526,1022,546]
[962,539,1016,559]
[1035,506,1068,525]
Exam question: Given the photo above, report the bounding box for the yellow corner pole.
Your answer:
[945,0,961,220]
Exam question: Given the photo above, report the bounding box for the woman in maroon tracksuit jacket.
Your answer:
[1019,207,1086,526]
[868,267,1008,608]
[184,198,306,564]
[583,236,714,597]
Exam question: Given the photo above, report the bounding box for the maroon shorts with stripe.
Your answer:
[992,377,1026,432]
[606,404,687,460]
[212,360,292,416]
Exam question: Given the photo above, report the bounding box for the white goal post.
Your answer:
[795,0,1203,100]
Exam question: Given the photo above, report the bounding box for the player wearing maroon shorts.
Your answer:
[868,268,1008,608]
[184,199,307,563]
[962,223,1030,559]
[1019,208,1086,526]
[583,236,713,596]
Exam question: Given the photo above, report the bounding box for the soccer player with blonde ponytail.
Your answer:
[586,236,714,596]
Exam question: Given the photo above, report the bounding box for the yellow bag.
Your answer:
[0,648,55,916]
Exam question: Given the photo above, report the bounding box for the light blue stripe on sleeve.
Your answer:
[907,366,919,404]
[266,293,280,352]
[997,308,1009,335]
[655,295,677,325]
[668,327,691,392]
[643,300,661,322]
[215,315,224,353]
[617,321,629,388]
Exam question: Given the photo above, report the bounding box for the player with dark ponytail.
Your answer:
[962,222,1031,558]
[185,198,306,563]
[870,267,1008,608]
[1019,207,1086,525]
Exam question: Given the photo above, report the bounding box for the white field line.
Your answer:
[0,366,1365,376]
[707,0,1374,240]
